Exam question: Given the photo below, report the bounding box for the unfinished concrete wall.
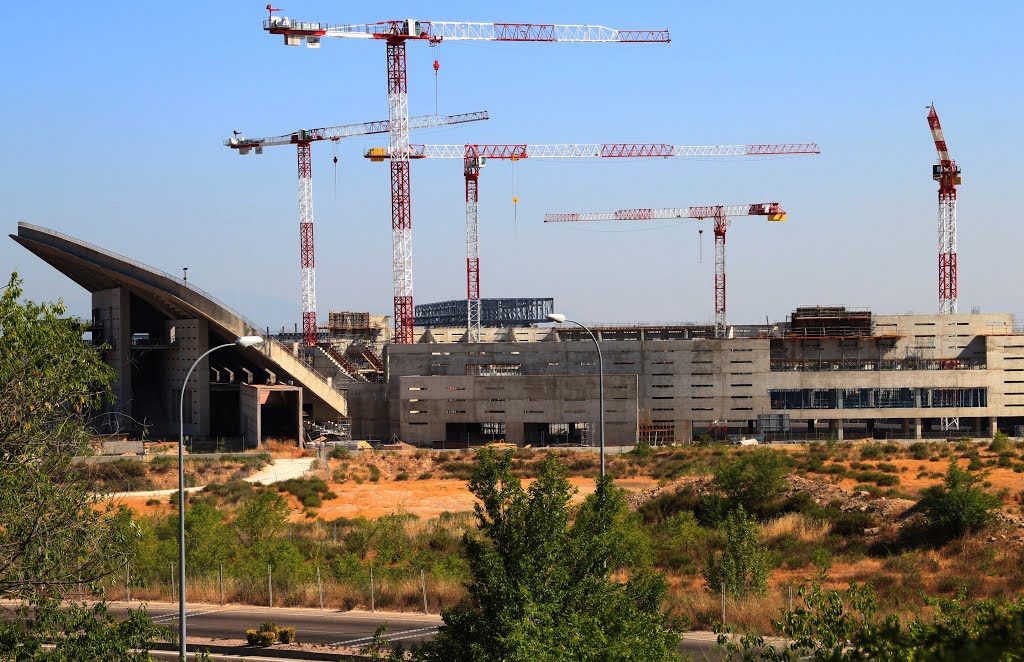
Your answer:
[396,374,638,446]
[163,318,209,438]
[240,383,303,448]
[92,287,132,424]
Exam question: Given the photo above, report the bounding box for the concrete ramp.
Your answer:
[11,222,347,419]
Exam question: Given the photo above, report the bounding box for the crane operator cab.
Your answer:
[402,19,424,37]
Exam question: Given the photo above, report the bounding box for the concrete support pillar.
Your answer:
[836,419,844,441]
[974,417,983,437]
[902,418,911,438]
[914,417,923,439]
[990,416,999,438]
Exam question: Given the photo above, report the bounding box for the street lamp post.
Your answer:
[547,313,605,478]
[177,334,263,659]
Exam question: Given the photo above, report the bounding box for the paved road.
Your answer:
[109,600,440,648]
[109,600,725,659]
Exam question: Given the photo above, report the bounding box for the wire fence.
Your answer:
[102,559,458,615]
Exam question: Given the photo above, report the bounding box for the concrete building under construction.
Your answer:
[12,223,1024,448]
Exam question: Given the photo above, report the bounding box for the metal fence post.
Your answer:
[219,564,224,606]
[421,570,428,614]
[721,582,726,625]
[369,565,375,613]
[317,566,324,610]
[268,564,273,608]
[170,563,175,604]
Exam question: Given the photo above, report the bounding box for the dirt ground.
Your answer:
[832,457,1024,497]
[296,476,660,521]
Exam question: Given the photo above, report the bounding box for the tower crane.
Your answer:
[366,143,818,341]
[927,104,962,315]
[224,111,488,347]
[264,9,670,343]
[545,203,788,339]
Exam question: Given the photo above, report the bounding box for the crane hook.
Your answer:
[698,227,703,263]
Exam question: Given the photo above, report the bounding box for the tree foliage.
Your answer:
[0,599,171,661]
[919,459,1001,539]
[420,449,681,661]
[718,582,1024,661]
[0,273,132,599]
[703,505,771,598]
[712,450,788,517]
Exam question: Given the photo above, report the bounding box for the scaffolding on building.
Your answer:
[415,298,555,328]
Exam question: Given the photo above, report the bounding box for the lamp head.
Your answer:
[546,313,566,324]
[235,335,265,347]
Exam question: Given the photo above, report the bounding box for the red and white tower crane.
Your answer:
[545,203,789,339]
[225,111,488,346]
[927,104,962,315]
[366,143,817,341]
[264,10,670,343]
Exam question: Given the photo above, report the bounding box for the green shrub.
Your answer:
[920,460,1001,538]
[246,628,276,647]
[704,505,771,597]
[418,471,433,480]
[876,463,899,474]
[989,431,1011,454]
[277,626,297,644]
[395,472,409,481]
[712,449,788,517]
[329,446,351,460]
[859,444,884,460]
[277,477,333,510]
[909,442,931,460]
[368,466,381,482]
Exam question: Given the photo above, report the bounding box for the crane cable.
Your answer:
[698,224,703,263]
[433,43,440,116]
[332,140,339,199]
[511,159,520,238]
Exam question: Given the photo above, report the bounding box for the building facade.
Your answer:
[380,309,1022,445]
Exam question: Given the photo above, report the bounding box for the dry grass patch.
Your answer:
[761,513,830,544]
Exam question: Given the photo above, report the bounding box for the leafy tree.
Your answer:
[704,506,771,598]
[989,431,1011,454]
[234,489,289,546]
[0,273,132,599]
[712,450,788,517]
[919,459,1001,538]
[0,600,171,661]
[718,582,1024,661]
[420,449,681,661]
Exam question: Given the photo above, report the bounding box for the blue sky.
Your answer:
[2,1,1022,329]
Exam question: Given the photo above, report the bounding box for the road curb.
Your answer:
[153,641,369,661]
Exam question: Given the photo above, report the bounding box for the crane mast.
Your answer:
[265,12,670,343]
[928,104,961,316]
[225,111,488,346]
[367,144,815,341]
[545,203,788,339]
